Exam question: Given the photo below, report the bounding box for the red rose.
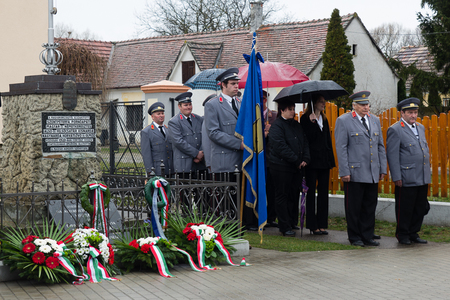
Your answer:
[23,243,36,254]
[141,244,151,253]
[186,223,195,227]
[182,227,191,235]
[198,222,204,225]
[129,240,139,249]
[109,256,114,265]
[45,257,60,269]
[187,232,196,241]
[32,252,45,264]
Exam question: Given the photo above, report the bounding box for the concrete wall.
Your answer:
[329,195,450,227]
[0,2,47,141]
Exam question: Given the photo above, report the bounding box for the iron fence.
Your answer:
[0,170,241,238]
[100,100,146,176]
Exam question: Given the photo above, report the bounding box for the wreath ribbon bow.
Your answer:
[89,182,108,236]
[87,245,119,283]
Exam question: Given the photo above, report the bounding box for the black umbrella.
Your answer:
[273,80,348,103]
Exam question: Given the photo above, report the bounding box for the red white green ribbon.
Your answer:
[87,245,119,283]
[150,179,169,239]
[54,245,89,285]
[148,240,174,278]
[172,246,205,272]
[193,228,216,270]
[89,182,108,236]
[214,238,239,266]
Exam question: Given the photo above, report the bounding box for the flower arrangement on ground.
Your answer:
[165,210,241,268]
[68,227,119,282]
[113,224,187,277]
[0,221,82,284]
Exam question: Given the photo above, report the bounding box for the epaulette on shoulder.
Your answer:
[389,121,399,128]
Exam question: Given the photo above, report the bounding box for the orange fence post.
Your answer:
[431,115,439,197]
[439,113,448,197]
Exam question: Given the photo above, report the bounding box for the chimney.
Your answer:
[250,2,263,33]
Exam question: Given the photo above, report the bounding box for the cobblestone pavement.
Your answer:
[1,238,450,300]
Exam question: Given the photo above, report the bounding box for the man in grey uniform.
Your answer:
[204,67,244,174]
[335,91,387,247]
[386,98,430,245]
[168,92,206,178]
[141,102,173,176]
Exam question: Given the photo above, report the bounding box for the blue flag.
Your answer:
[235,32,267,239]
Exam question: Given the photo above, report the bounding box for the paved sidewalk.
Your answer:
[1,240,450,300]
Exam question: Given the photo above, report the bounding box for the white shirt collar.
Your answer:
[355,113,370,130]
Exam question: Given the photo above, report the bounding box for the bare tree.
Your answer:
[55,23,101,40]
[371,23,423,58]
[135,0,282,36]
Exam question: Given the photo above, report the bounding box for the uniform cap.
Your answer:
[397,98,420,111]
[216,67,240,82]
[175,92,192,103]
[350,91,370,105]
[148,102,165,114]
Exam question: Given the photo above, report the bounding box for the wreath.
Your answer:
[80,181,111,215]
[144,176,171,209]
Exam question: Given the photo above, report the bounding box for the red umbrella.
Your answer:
[238,61,309,89]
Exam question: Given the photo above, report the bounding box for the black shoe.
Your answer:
[267,221,278,228]
[410,237,427,244]
[373,234,381,239]
[398,239,411,245]
[292,226,300,230]
[247,227,258,231]
[363,239,380,246]
[310,230,322,235]
[282,230,296,237]
[351,240,364,247]
[319,230,329,235]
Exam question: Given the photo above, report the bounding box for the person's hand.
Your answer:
[341,175,351,182]
[298,161,307,169]
[264,123,271,138]
[196,151,204,160]
[379,173,386,181]
[193,158,200,163]
[394,180,402,187]
[309,114,317,123]
[240,141,244,150]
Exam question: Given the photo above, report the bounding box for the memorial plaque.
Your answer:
[48,199,122,232]
[42,112,96,153]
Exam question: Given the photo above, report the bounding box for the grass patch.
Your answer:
[243,232,357,252]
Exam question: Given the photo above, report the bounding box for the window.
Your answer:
[443,98,450,107]
[182,61,195,83]
[352,44,357,56]
[126,105,143,131]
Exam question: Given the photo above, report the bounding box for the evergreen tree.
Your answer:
[418,0,450,76]
[397,79,407,103]
[320,9,355,110]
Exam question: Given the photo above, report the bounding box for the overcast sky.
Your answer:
[54,0,432,41]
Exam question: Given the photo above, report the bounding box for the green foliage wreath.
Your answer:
[80,182,111,216]
[144,176,171,209]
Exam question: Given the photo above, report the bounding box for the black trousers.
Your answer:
[266,168,277,223]
[344,181,378,243]
[395,184,429,241]
[305,168,330,231]
[270,169,302,233]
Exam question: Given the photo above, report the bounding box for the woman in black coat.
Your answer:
[300,94,336,235]
[268,99,310,237]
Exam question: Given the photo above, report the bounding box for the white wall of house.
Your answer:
[0,1,47,142]
[309,19,398,114]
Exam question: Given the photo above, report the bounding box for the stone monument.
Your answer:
[0,75,102,193]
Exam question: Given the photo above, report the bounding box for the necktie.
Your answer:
[231,98,239,116]
[412,124,419,139]
[187,116,192,126]
[159,125,166,138]
[361,117,369,132]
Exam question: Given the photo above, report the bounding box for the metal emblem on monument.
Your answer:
[62,80,77,110]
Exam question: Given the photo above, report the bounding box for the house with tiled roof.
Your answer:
[394,45,449,106]
[104,12,398,117]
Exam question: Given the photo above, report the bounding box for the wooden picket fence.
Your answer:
[299,103,450,197]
